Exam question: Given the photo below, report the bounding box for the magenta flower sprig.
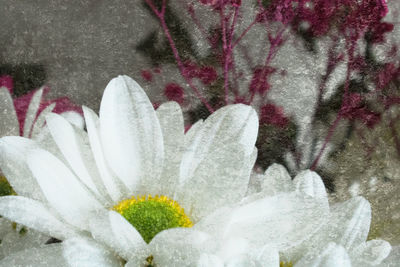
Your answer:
[140,0,398,174]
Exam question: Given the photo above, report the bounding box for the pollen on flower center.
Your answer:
[113,195,193,243]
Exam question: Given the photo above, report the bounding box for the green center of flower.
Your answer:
[113,195,193,243]
[0,175,14,196]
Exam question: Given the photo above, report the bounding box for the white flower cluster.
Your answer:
[0,76,397,266]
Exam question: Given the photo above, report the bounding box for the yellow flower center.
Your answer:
[0,175,14,196]
[280,261,293,267]
[113,195,193,243]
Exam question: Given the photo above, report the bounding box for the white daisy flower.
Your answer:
[0,75,261,266]
[241,164,396,267]
[0,80,84,260]
[0,75,337,266]
[0,75,393,266]
[166,164,396,267]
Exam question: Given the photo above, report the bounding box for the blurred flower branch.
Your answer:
[140,0,400,185]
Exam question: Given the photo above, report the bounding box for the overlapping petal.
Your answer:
[155,102,184,196]
[0,196,77,240]
[149,228,215,266]
[260,163,293,195]
[99,75,164,195]
[46,113,108,203]
[225,193,328,250]
[177,104,258,220]
[0,136,45,201]
[0,87,19,137]
[83,106,125,202]
[295,243,352,267]
[63,237,123,267]
[89,210,147,260]
[22,88,43,138]
[27,148,103,230]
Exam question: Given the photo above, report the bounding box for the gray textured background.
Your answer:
[0,0,159,110]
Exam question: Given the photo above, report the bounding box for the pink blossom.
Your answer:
[164,83,185,104]
[249,67,275,95]
[183,61,217,85]
[342,93,380,128]
[141,69,153,82]
[198,66,217,85]
[260,104,289,128]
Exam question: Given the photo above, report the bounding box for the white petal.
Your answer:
[46,113,112,204]
[31,125,64,160]
[0,87,19,137]
[293,170,328,208]
[289,196,371,261]
[156,102,184,197]
[0,136,45,201]
[183,119,203,148]
[0,244,67,267]
[225,254,258,267]
[23,88,43,138]
[178,104,258,220]
[254,245,279,266]
[99,75,164,194]
[351,239,391,266]
[194,206,234,240]
[83,106,125,202]
[197,254,224,267]
[46,113,107,202]
[295,243,351,267]
[63,237,123,267]
[60,111,85,129]
[332,196,371,250]
[178,143,252,221]
[225,193,328,250]
[0,196,78,240]
[219,237,250,262]
[89,210,147,260]
[260,163,293,196]
[180,104,258,185]
[27,148,103,230]
[150,228,215,266]
[30,103,55,138]
[379,245,400,267]
[245,148,259,196]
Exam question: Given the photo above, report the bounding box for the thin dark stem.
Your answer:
[232,20,257,48]
[310,113,342,170]
[310,39,355,170]
[187,4,211,45]
[264,26,286,66]
[145,0,215,113]
[220,3,230,105]
[229,6,240,44]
